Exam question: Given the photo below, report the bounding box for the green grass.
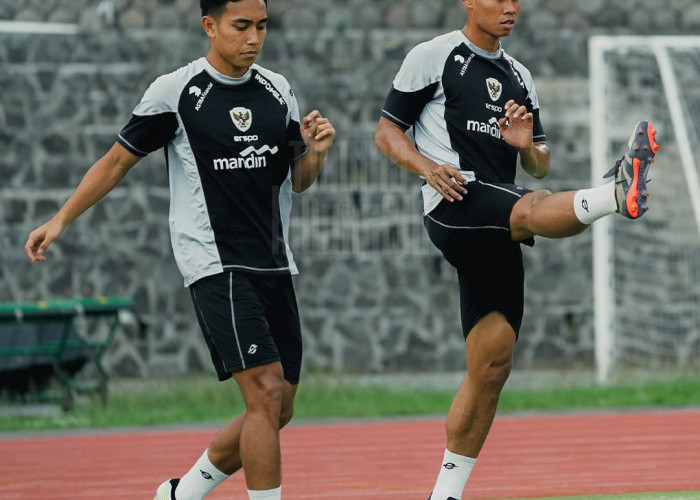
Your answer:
[497,376,700,412]
[1,376,698,499]
[0,375,698,432]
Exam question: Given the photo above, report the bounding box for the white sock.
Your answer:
[431,449,476,500]
[175,449,229,500]
[248,486,281,500]
[573,182,617,225]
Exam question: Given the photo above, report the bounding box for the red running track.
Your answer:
[1,409,699,499]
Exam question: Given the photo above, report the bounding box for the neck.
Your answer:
[462,25,500,53]
[205,52,249,79]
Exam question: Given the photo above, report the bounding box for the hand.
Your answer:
[301,110,335,155]
[422,163,468,202]
[499,99,533,150]
[24,219,65,263]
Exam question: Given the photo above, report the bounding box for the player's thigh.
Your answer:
[263,275,303,385]
[509,189,551,241]
[424,180,533,265]
[456,236,525,339]
[190,271,282,380]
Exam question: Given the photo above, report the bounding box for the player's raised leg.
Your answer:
[510,120,660,242]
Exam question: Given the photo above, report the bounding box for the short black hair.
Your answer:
[201,0,267,17]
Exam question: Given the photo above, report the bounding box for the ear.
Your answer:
[201,15,216,38]
[462,0,474,10]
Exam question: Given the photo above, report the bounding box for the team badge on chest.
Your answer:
[230,107,253,132]
[486,78,502,102]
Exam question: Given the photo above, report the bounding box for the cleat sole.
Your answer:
[648,122,660,154]
[624,121,657,219]
[608,120,659,219]
[627,158,641,218]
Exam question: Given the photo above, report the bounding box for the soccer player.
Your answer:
[374,1,658,499]
[24,1,335,499]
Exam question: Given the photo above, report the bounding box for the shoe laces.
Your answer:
[602,156,652,183]
[603,157,624,179]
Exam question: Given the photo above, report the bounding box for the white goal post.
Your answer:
[589,36,700,384]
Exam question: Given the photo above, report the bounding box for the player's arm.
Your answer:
[499,99,551,179]
[519,141,550,179]
[24,142,141,262]
[292,110,336,193]
[375,117,467,202]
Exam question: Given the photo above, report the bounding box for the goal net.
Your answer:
[590,36,700,383]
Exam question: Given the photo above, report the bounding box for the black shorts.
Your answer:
[424,180,533,338]
[189,271,302,384]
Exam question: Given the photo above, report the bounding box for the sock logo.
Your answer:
[200,470,214,480]
[581,198,590,213]
[443,462,458,470]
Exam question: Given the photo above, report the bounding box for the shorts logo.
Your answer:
[486,77,502,101]
[230,107,252,132]
[248,344,258,355]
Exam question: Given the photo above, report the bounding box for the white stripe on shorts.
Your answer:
[478,180,525,198]
[192,287,230,373]
[228,272,247,369]
[425,214,510,232]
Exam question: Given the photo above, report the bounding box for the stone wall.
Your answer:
[1,0,699,378]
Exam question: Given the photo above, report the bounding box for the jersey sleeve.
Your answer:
[284,83,308,165]
[527,83,546,143]
[510,57,547,144]
[381,42,440,130]
[531,110,545,143]
[117,75,180,157]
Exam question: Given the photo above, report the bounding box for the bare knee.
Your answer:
[251,377,284,417]
[510,189,551,241]
[467,314,516,394]
[468,349,512,396]
[481,355,512,393]
[278,381,298,428]
[279,402,294,428]
[235,365,285,418]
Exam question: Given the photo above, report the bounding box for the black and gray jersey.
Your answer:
[117,58,306,286]
[381,31,546,214]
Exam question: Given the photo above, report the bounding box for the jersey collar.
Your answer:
[458,30,503,60]
[201,57,253,86]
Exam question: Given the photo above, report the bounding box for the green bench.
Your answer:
[0,296,135,411]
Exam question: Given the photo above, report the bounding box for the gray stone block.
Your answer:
[2,1,699,379]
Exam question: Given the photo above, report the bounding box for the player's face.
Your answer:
[203,0,267,77]
[464,0,520,44]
